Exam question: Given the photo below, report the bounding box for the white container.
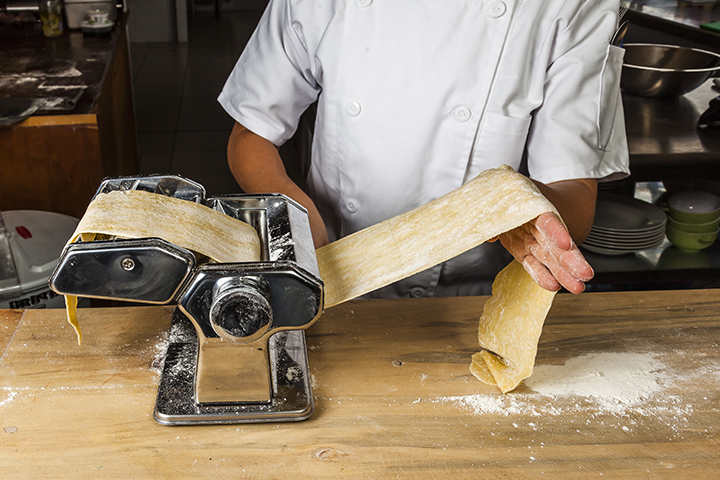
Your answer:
[64,0,117,29]
[0,210,78,310]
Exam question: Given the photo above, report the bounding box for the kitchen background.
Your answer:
[1,0,719,310]
[129,0,269,196]
[127,0,720,201]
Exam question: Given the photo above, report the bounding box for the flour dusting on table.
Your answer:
[149,331,170,376]
[438,352,697,417]
[525,353,663,412]
[0,390,18,408]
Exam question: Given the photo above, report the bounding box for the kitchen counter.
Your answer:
[1,291,719,477]
[585,238,720,289]
[586,78,720,289]
[629,0,720,30]
[626,0,720,48]
[625,78,720,182]
[0,14,137,219]
[0,16,116,115]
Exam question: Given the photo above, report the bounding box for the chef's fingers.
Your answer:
[534,213,573,251]
[527,239,587,294]
[500,225,560,291]
[559,248,594,282]
[499,217,591,293]
[531,214,594,281]
[530,229,594,284]
[521,255,561,292]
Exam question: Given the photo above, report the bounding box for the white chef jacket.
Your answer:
[219,0,630,298]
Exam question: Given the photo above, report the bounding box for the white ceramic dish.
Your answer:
[582,238,665,252]
[81,20,114,35]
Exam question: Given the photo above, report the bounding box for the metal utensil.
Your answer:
[0,90,83,127]
[36,90,83,111]
[618,2,629,23]
[612,20,629,46]
[612,3,630,47]
[0,98,39,127]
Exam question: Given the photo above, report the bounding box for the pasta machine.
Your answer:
[49,175,324,425]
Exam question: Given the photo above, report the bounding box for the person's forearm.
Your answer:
[532,178,597,244]
[227,122,329,247]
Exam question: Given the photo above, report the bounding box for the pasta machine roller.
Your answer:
[49,174,324,425]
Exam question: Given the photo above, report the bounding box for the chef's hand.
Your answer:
[497,212,594,294]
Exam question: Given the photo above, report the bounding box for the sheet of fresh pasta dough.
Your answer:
[63,189,261,344]
[62,166,559,391]
[316,165,558,309]
[315,165,559,392]
[70,190,261,263]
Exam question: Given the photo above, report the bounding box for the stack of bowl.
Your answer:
[665,192,720,253]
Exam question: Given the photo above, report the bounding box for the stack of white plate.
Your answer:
[581,193,667,256]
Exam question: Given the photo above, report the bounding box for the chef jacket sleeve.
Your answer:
[525,0,630,184]
[218,0,321,146]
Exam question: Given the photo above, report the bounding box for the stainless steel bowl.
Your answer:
[621,43,720,98]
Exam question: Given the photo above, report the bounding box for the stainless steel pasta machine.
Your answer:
[49,174,324,425]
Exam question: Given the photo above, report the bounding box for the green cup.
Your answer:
[667,215,720,234]
[666,224,718,253]
[668,191,720,224]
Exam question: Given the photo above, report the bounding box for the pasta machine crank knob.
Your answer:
[209,277,272,343]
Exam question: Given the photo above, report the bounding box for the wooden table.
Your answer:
[1,290,719,478]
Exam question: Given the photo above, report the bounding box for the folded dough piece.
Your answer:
[470,260,556,392]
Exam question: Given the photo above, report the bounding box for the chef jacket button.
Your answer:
[346,101,362,117]
[409,287,426,298]
[356,0,372,7]
[453,106,471,122]
[345,199,359,213]
[488,1,507,18]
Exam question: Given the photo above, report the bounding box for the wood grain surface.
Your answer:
[1,290,719,479]
[0,310,24,359]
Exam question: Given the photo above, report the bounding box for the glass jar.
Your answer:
[38,0,64,38]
